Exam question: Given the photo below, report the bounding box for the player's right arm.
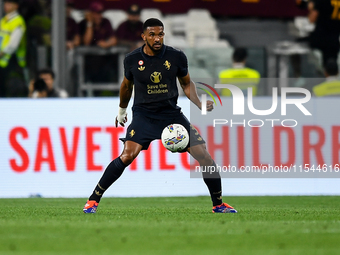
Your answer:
[115,77,133,127]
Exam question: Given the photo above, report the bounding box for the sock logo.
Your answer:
[95,190,102,196]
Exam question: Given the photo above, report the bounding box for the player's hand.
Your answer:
[206,100,214,112]
[115,107,128,127]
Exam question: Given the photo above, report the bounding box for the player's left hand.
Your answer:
[207,100,214,112]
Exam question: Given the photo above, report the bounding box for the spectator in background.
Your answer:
[308,0,340,67]
[219,48,260,96]
[31,78,48,98]
[116,4,144,50]
[78,1,117,48]
[313,59,340,96]
[29,68,68,98]
[66,0,80,50]
[78,1,118,89]
[0,0,27,97]
[66,0,80,97]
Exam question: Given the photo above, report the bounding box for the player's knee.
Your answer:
[120,151,137,165]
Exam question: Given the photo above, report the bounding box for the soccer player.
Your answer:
[83,18,237,214]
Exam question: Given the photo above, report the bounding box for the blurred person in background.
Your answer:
[28,68,68,98]
[66,0,80,50]
[25,0,51,79]
[219,48,260,96]
[116,4,144,51]
[0,0,27,97]
[31,78,48,98]
[313,59,340,96]
[78,1,118,89]
[78,1,116,48]
[308,0,340,67]
[66,0,80,97]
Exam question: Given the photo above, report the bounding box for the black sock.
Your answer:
[203,161,223,206]
[89,157,127,203]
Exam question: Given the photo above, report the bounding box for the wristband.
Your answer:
[117,107,127,123]
[118,107,127,116]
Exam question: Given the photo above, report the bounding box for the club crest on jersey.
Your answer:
[150,71,162,83]
[164,60,171,70]
[130,130,135,137]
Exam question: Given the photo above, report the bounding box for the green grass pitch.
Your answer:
[0,196,339,255]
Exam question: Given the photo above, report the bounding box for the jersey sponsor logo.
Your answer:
[164,60,171,70]
[138,60,144,65]
[150,71,162,83]
[138,66,145,71]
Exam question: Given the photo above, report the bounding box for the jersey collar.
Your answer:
[140,44,166,59]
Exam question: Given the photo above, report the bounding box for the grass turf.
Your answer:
[0,196,339,255]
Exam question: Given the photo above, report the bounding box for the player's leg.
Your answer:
[187,143,221,206]
[83,141,142,213]
[188,144,237,213]
[169,113,235,211]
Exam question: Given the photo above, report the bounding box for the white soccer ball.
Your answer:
[161,124,189,152]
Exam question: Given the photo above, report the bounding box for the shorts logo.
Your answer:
[129,130,135,137]
[164,60,171,70]
[150,71,162,83]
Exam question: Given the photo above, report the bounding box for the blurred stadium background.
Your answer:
[1,1,340,254]
[1,0,340,197]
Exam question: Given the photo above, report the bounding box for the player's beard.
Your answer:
[146,40,162,53]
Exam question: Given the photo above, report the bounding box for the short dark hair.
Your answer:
[325,59,339,76]
[143,18,164,32]
[233,48,248,63]
[37,68,55,79]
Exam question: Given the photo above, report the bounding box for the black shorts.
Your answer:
[120,111,205,151]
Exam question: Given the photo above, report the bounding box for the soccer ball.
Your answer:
[161,124,189,152]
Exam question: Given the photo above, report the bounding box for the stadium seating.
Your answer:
[185,9,219,47]
[102,10,127,29]
[294,17,315,38]
[70,9,84,23]
[141,8,163,22]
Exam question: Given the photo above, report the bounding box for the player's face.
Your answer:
[142,26,164,53]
